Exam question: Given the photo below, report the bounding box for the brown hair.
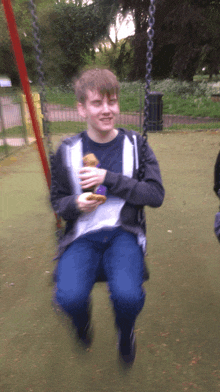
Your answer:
[74,68,120,104]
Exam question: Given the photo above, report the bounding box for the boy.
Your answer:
[50,68,165,365]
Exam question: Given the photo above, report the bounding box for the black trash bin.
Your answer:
[148,91,163,132]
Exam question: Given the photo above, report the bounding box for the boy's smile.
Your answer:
[77,90,120,143]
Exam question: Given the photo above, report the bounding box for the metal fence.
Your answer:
[1,89,220,160]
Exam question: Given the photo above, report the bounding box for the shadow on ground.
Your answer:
[1,131,220,392]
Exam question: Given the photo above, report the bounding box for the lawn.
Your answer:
[1,130,220,392]
[40,78,220,118]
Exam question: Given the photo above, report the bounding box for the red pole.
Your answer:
[2,0,51,190]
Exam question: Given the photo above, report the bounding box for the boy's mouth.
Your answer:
[100,117,113,122]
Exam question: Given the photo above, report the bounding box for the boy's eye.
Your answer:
[109,99,117,105]
[93,101,101,106]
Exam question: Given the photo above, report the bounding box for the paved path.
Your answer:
[0,137,35,147]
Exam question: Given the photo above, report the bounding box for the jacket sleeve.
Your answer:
[214,151,220,198]
[103,139,165,207]
[50,144,82,221]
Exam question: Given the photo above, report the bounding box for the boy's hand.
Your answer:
[78,167,107,190]
[76,192,102,213]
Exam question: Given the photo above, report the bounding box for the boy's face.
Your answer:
[77,90,120,134]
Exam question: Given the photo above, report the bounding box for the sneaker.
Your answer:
[118,328,136,365]
[77,320,94,347]
[76,299,93,347]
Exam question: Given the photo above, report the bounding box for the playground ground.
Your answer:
[1,130,220,392]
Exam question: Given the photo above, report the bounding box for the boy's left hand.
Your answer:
[78,167,107,190]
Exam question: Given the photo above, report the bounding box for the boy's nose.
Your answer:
[102,102,110,112]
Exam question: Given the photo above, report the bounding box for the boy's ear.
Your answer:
[77,102,87,119]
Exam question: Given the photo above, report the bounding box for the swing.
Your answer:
[3,0,156,282]
[29,0,156,282]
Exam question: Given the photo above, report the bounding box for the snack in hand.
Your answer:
[83,153,99,168]
[82,153,107,204]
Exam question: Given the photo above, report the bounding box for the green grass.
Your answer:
[49,120,220,135]
[49,121,141,135]
[193,74,220,82]
[43,79,220,118]
[45,87,77,107]
[1,79,220,147]
[120,79,220,118]
[2,120,220,142]
[119,82,141,112]
[164,122,220,132]
[0,145,10,152]
[163,93,220,118]
[0,126,26,137]
[0,144,20,160]
[1,131,220,392]
[47,121,85,135]
[44,87,220,119]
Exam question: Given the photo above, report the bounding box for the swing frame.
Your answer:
[2,0,62,231]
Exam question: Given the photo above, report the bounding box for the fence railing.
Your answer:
[1,90,220,160]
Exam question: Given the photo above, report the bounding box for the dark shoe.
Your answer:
[76,299,93,347]
[118,328,136,365]
[77,320,94,347]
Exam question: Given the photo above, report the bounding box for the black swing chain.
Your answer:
[29,0,54,158]
[138,0,156,182]
[29,0,63,241]
[138,0,156,227]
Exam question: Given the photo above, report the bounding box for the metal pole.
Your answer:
[2,0,51,189]
[0,99,9,157]
[19,94,28,146]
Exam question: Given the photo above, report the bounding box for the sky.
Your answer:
[109,12,135,42]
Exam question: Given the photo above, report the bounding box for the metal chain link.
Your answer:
[138,0,156,230]
[143,0,156,141]
[29,0,63,241]
[29,0,54,157]
[138,0,156,184]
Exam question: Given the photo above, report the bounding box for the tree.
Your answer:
[41,1,116,84]
[0,0,115,85]
[153,0,220,81]
[98,0,220,81]
[0,0,56,85]
[1,0,219,84]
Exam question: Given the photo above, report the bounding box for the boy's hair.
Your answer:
[74,68,120,104]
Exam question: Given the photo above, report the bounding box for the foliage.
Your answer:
[0,1,115,86]
[87,37,134,81]
[45,2,114,84]
[153,1,220,81]
[43,78,220,118]
[101,0,220,81]
[1,0,220,85]
[0,2,33,85]
[150,79,214,98]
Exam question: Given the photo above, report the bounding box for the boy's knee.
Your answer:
[56,288,88,313]
[112,284,145,311]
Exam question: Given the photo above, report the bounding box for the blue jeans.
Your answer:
[55,227,146,335]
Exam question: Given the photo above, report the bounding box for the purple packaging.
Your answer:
[95,163,107,195]
[96,185,107,196]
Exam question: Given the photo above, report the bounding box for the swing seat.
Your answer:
[52,259,150,283]
[95,263,150,282]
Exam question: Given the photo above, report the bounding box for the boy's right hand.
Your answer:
[76,192,102,213]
